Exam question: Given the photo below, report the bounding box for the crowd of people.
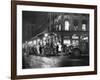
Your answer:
[22,33,71,56]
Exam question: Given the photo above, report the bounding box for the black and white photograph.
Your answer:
[11,1,97,79]
[22,11,89,69]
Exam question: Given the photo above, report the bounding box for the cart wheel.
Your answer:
[72,48,81,57]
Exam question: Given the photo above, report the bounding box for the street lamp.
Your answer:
[44,33,48,37]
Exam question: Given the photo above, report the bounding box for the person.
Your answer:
[35,40,40,55]
[57,41,62,54]
[39,45,42,55]
[62,44,66,53]
[58,43,62,53]
[56,44,59,55]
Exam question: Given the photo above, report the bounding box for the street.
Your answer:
[23,54,89,69]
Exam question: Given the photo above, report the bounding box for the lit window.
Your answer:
[59,24,61,31]
[72,40,79,46]
[82,24,86,31]
[63,39,71,45]
[65,20,70,31]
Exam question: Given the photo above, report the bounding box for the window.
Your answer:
[65,20,70,31]
[82,20,87,31]
[73,19,79,31]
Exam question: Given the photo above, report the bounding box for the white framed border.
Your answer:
[17,5,94,75]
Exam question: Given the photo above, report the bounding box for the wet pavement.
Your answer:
[23,55,89,69]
